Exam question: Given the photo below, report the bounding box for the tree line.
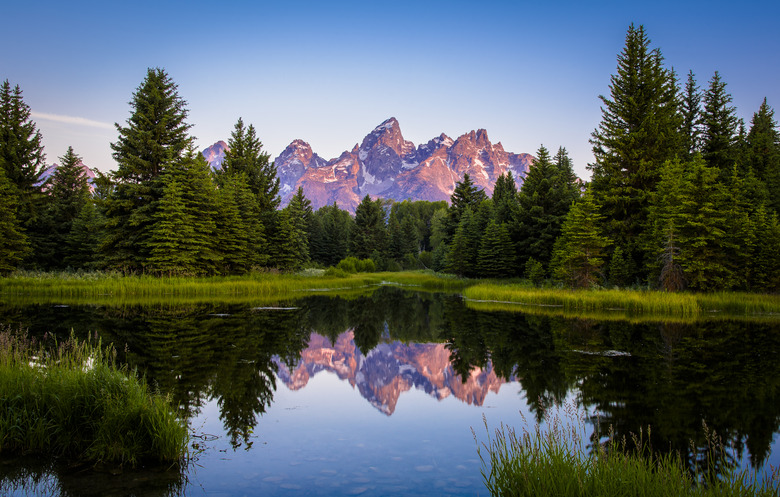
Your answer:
[1,23,779,291]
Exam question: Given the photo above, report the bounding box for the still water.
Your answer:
[1,286,779,496]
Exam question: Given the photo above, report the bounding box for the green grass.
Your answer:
[0,327,188,468]
[463,283,780,320]
[0,270,468,305]
[476,405,779,497]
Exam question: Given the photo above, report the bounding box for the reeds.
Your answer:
[0,327,188,468]
[0,270,467,303]
[475,404,779,497]
[464,284,780,319]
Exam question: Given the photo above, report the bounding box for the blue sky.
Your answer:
[3,0,778,180]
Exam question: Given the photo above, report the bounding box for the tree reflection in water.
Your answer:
[1,286,778,479]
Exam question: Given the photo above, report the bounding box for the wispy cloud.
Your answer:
[32,111,114,130]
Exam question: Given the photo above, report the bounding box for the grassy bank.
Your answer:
[464,283,780,318]
[0,270,468,303]
[476,409,778,497]
[0,328,188,468]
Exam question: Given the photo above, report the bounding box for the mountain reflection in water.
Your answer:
[277,331,504,415]
[1,286,779,496]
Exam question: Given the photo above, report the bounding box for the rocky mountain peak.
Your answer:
[201,140,228,171]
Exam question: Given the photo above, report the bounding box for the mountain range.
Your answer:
[202,118,534,213]
[274,330,508,416]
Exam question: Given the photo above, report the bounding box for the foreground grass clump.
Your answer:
[0,328,188,468]
[464,283,780,318]
[476,406,778,497]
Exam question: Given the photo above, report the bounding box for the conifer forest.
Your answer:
[1,24,779,293]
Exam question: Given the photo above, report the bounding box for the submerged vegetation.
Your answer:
[476,405,779,497]
[0,327,188,468]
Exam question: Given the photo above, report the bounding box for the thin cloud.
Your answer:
[32,111,114,130]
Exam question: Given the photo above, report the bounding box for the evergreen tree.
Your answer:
[516,145,579,268]
[351,195,386,259]
[64,201,103,270]
[701,72,739,178]
[524,257,545,287]
[445,207,479,277]
[447,173,486,240]
[477,220,515,278]
[680,70,703,158]
[214,178,250,274]
[675,156,731,291]
[45,147,91,268]
[282,187,312,269]
[647,158,689,291]
[0,80,47,226]
[103,68,194,271]
[492,171,519,226]
[744,98,780,213]
[0,167,29,273]
[309,203,353,267]
[145,177,198,276]
[588,24,681,276]
[220,117,280,214]
[550,188,611,288]
[749,207,780,292]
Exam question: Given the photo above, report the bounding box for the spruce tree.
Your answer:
[45,147,91,268]
[550,188,611,288]
[701,72,739,178]
[145,177,198,276]
[588,24,681,276]
[103,68,193,271]
[65,201,103,270]
[447,173,486,240]
[0,80,47,226]
[477,220,515,278]
[516,145,579,267]
[0,167,29,274]
[745,98,780,213]
[352,195,386,260]
[282,187,312,269]
[221,118,280,214]
[680,71,703,158]
[445,207,479,277]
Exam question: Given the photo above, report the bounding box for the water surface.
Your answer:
[1,286,778,495]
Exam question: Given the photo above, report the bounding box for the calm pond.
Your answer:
[1,286,779,496]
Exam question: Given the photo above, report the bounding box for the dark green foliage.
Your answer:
[103,68,194,271]
[744,98,780,213]
[0,79,47,228]
[492,171,519,226]
[680,71,702,158]
[0,167,29,273]
[446,208,480,277]
[608,246,632,288]
[352,195,387,259]
[309,203,353,266]
[282,187,312,269]
[749,208,780,292]
[220,117,280,214]
[589,24,681,276]
[550,189,611,288]
[145,177,199,276]
[477,220,515,278]
[701,72,740,177]
[215,173,267,273]
[524,257,545,287]
[44,147,92,269]
[64,201,103,270]
[517,146,580,268]
[447,173,487,240]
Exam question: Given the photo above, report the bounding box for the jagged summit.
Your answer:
[201,118,533,213]
[274,118,533,212]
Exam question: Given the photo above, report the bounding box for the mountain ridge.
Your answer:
[202,118,534,213]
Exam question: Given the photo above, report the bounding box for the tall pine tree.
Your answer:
[102,68,193,272]
[701,72,739,178]
[588,24,681,278]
